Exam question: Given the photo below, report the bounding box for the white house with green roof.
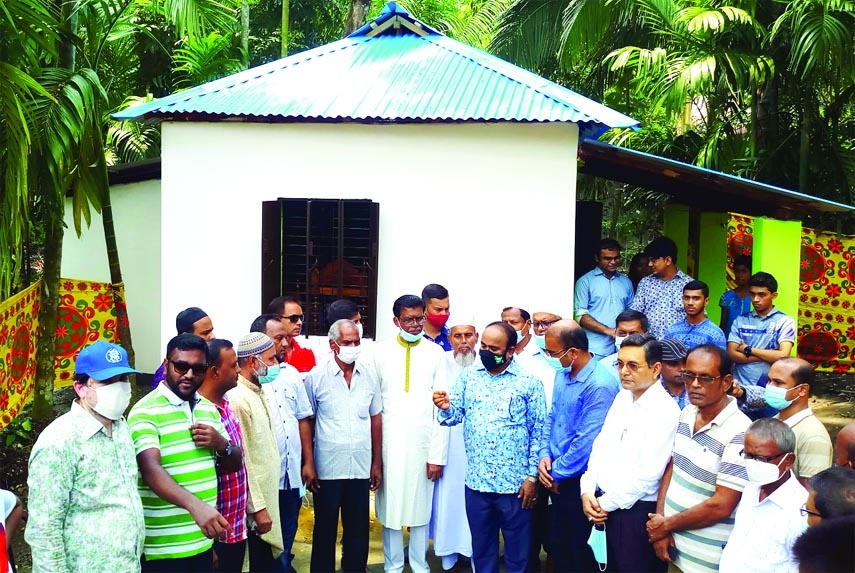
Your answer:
[62,2,639,372]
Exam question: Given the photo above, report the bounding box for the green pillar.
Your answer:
[752,217,801,355]
[697,212,730,326]
[663,203,691,274]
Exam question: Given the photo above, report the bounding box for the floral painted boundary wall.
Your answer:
[0,282,40,431]
[727,214,855,373]
[0,278,127,432]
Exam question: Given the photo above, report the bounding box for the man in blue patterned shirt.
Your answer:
[434,321,547,573]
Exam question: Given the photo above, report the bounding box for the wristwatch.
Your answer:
[743,345,753,358]
[215,441,233,458]
[525,475,538,483]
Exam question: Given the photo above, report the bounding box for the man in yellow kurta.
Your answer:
[228,333,284,571]
[369,294,449,573]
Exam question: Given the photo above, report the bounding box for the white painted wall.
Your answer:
[61,179,162,371]
[161,121,579,351]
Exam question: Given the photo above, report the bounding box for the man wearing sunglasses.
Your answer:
[267,296,317,376]
[646,345,751,573]
[719,418,807,573]
[129,334,241,572]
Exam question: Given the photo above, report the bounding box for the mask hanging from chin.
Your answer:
[399,328,422,343]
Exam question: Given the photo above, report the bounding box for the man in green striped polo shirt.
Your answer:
[130,333,243,572]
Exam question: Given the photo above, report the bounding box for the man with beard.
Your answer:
[198,339,248,573]
[130,334,241,571]
[250,314,313,572]
[433,321,547,573]
[430,317,478,571]
[228,333,286,571]
[664,281,727,350]
[368,294,448,573]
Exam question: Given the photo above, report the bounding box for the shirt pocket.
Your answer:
[497,393,527,426]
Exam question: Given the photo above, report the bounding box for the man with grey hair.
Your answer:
[303,319,382,573]
[719,418,808,573]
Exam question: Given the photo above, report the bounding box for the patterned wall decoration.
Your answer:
[0,281,41,432]
[726,214,855,373]
[54,279,125,387]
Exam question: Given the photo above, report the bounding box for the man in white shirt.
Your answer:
[250,314,314,572]
[581,334,681,572]
[719,418,808,573]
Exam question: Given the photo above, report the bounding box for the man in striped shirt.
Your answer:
[646,344,751,573]
[198,339,248,573]
[130,334,243,572]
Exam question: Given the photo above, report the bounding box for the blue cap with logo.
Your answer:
[74,340,140,381]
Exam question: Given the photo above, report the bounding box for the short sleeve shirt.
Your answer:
[574,268,634,357]
[728,308,796,386]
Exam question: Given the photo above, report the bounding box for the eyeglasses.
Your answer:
[678,372,721,384]
[739,449,787,464]
[169,360,208,376]
[398,315,426,326]
[799,504,822,519]
[616,360,648,372]
[532,320,558,329]
[543,347,573,359]
[599,255,621,262]
[282,314,304,323]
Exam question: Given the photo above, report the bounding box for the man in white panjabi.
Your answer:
[430,317,477,571]
[370,294,449,573]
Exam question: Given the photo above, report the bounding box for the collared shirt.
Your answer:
[213,398,248,543]
[630,269,694,339]
[540,359,620,481]
[438,359,547,494]
[719,290,751,337]
[515,338,557,412]
[728,307,796,386]
[27,402,145,573]
[287,337,317,375]
[598,351,620,383]
[128,383,227,560]
[423,326,451,351]
[261,363,313,489]
[574,267,634,357]
[661,379,689,410]
[305,358,383,480]
[778,408,832,479]
[665,397,751,573]
[664,317,727,350]
[719,474,808,573]
[580,383,681,511]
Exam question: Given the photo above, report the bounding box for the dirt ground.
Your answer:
[4,374,854,572]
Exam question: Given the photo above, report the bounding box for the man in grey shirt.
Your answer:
[303,319,383,573]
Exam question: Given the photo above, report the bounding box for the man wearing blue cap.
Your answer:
[26,340,146,573]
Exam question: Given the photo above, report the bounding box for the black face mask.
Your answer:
[480,349,509,371]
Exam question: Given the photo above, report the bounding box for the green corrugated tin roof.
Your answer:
[114,3,638,138]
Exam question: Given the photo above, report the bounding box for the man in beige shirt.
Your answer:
[228,332,284,571]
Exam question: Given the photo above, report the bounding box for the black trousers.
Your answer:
[550,477,598,573]
[142,548,213,572]
[310,478,370,573]
[606,501,667,573]
[247,530,275,572]
[213,539,247,572]
[527,482,552,571]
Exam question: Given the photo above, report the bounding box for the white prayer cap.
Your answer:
[447,314,477,329]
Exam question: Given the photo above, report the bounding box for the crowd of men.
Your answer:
[19,235,855,573]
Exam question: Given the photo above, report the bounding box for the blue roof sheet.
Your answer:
[115,3,638,138]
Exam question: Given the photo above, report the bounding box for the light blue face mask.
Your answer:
[587,524,607,571]
[544,351,575,374]
[534,334,546,350]
[764,384,795,410]
[299,482,307,498]
[399,328,422,343]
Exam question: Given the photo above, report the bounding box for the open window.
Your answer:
[261,199,380,338]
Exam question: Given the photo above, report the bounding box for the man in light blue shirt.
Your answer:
[538,320,620,573]
[434,321,547,573]
[574,238,634,359]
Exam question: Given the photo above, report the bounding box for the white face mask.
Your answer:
[615,335,627,349]
[744,456,787,485]
[86,381,131,420]
[356,322,364,338]
[336,344,362,364]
